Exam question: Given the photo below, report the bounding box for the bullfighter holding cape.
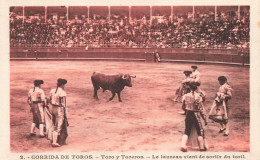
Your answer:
[180,83,208,152]
[49,78,69,147]
[28,80,46,138]
[209,76,232,136]
[174,71,193,103]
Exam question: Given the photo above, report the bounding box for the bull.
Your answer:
[91,72,136,102]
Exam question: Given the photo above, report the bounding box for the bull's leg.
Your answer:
[94,88,99,99]
[109,91,116,101]
[91,77,99,99]
[117,92,122,102]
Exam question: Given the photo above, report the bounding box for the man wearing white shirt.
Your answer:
[28,80,46,138]
[191,66,201,84]
[50,78,68,147]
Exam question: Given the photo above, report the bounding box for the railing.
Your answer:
[10,47,249,65]
[10,46,247,55]
[10,43,249,52]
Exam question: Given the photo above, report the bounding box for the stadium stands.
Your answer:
[10,6,249,50]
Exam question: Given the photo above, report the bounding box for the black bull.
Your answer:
[91,72,136,102]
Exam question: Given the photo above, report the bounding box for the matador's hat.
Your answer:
[189,82,198,91]
[218,76,227,82]
[34,80,44,86]
[57,78,67,86]
[183,71,192,76]
[191,66,198,69]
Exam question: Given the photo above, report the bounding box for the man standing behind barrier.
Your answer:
[154,51,161,63]
[28,80,46,138]
[50,78,68,147]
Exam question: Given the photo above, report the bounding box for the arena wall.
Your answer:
[10,47,249,65]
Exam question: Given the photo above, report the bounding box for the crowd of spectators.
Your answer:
[10,10,249,49]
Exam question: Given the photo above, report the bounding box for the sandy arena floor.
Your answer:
[10,60,249,152]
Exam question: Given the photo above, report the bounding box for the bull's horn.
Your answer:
[122,75,127,79]
[130,75,136,78]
